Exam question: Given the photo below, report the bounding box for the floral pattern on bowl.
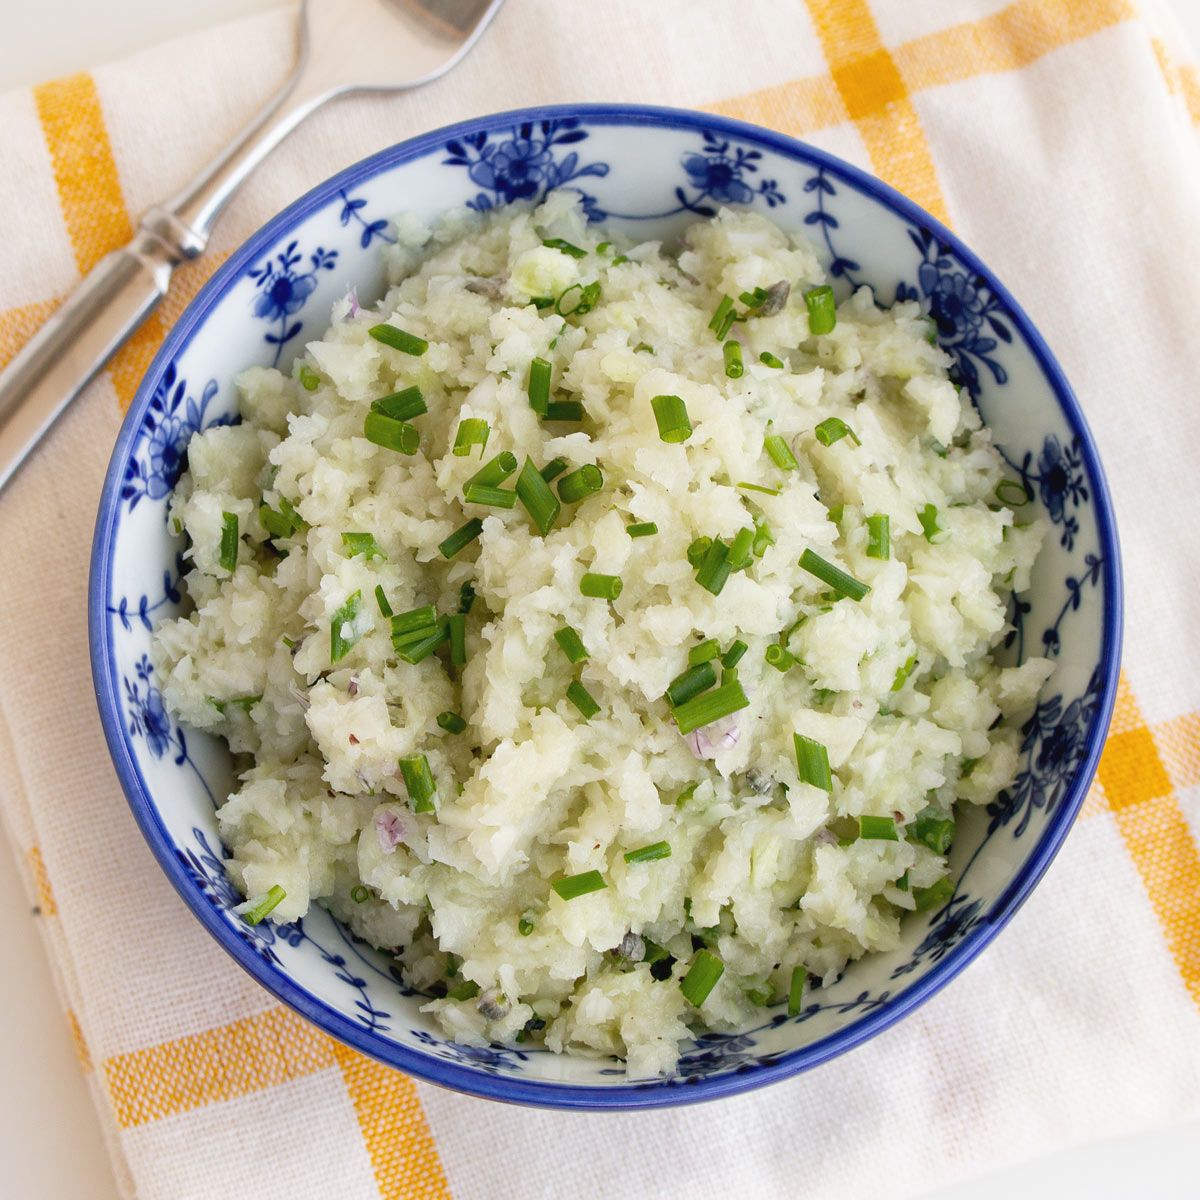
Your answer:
[90,105,1121,1109]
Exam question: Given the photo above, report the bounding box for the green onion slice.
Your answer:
[540,457,568,483]
[680,949,724,1007]
[626,521,658,538]
[463,483,517,509]
[528,357,551,415]
[554,626,588,664]
[723,340,744,378]
[341,532,385,560]
[708,296,734,336]
[452,417,489,457]
[804,285,836,335]
[350,885,369,904]
[369,323,428,355]
[363,412,419,454]
[298,364,320,391]
[666,662,717,708]
[398,754,436,812]
[374,585,393,617]
[760,351,784,369]
[438,518,484,559]
[721,640,748,668]
[371,386,426,421]
[542,237,587,259]
[544,399,584,422]
[566,680,601,720]
[765,434,798,471]
[624,842,671,864]
[913,876,955,912]
[219,512,239,572]
[552,870,607,900]
[995,479,1031,507]
[799,548,871,602]
[765,644,795,672]
[891,652,918,692]
[436,711,467,734]
[918,503,944,542]
[330,591,365,664]
[466,450,518,490]
[787,966,806,1017]
[694,538,733,596]
[673,680,750,735]
[814,417,860,447]
[909,808,955,855]
[794,733,833,792]
[688,639,721,667]
[516,457,561,536]
[557,464,604,504]
[580,572,622,600]
[738,481,781,496]
[858,815,899,841]
[686,536,712,568]
[518,915,535,936]
[866,514,890,560]
[241,885,286,926]
[651,393,692,443]
[727,527,755,571]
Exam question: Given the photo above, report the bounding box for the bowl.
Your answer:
[89,104,1122,1108]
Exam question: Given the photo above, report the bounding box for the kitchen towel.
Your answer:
[1,1,1198,1197]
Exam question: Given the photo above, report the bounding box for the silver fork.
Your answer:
[0,0,506,494]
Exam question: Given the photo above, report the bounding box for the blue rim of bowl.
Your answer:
[90,103,1123,1109]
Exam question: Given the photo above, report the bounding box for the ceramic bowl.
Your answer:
[90,104,1122,1108]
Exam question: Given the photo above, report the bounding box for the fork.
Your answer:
[0,0,506,494]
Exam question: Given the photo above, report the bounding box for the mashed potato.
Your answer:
[152,194,1049,1077]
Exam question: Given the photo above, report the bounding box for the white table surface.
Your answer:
[3,3,1198,1197]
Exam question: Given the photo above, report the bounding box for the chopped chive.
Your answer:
[694,538,733,596]
[566,680,601,719]
[557,464,604,504]
[298,364,320,391]
[814,417,860,447]
[528,357,551,414]
[530,296,556,311]
[918,503,944,542]
[708,295,735,337]
[866,514,890,560]
[753,512,774,557]
[909,808,955,855]
[391,605,438,636]
[891,652,918,691]
[727,527,755,570]
[859,815,899,841]
[448,613,467,666]
[371,386,426,421]
[466,450,518,490]
[259,497,307,541]
[666,662,717,708]
[458,581,476,614]
[680,949,724,1007]
[799,549,871,602]
[219,512,239,572]
[651,394,692,443]
[765,434,798,471]
[580,572,622,600]
[688,639,721,667]
[686,537,712,568]
[341,532,385,560]
[794,733,833,792]
[722,666,740,685]
[374,585,393,617]
[787,965,806,1017]
[765,644,795,672]
[627,521,658,538]
[518,915,535,936]
[447,979,480,1001]
[896,870,910,892]
[760,351,784,369]
[394,625,448,665]
[556,280,601,317]
[827,504,845,525]
[723,340,744,378]
[624,842,671,864]
[350,885,369,903]
[398,754,436,812]
[437,711,467,734]
[540,457,568,483]
[363,412,419,454]
[438,518,484,559]
[463,483,517,508]
[804,285,836,335]
[369,323,428,355]
[452,417,489,457]
[554,626,588,664]
[516,457,561,536]
[738,288,766,308]
[544,399,585,422]
[552,870,607,900]
[715,306,738,341]
[738,481,781,496]
[913,876,955,912]
[721,640,748,668]
[673,680,750,735]
[241,885,286,926]
[542,237,588,259]
[995,479,1031,507]
[330,590,365,664]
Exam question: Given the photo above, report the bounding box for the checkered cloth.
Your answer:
[1,2,1198,1197]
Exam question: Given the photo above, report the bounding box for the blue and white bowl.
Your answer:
[90,105,1122,1108]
